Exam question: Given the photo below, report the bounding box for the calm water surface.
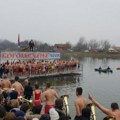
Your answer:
[30,57,120,120]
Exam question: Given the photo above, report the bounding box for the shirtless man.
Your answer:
[74,87,88,119]
[11,76,24,96]
[42,83,59,114]
[1,74,11,89]
[89,94,120,120]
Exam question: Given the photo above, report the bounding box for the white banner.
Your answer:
[1,52,60,61]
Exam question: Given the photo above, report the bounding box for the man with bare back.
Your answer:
[42,83,59,114]
[1,74,11,89]
[11,76,24,96]
[89,94,120,120]
[74,87,88,120]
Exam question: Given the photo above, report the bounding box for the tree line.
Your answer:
[0,37,112,52]
[73,37,111,52]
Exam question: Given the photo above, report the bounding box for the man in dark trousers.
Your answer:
[24,82,33,100]
[0,64,3,78]
[29,40,34,51]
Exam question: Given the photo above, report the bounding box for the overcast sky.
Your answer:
[0,0,120,45]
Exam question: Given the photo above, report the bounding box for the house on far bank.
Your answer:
[54,44,70,52]
[108,47,120,52]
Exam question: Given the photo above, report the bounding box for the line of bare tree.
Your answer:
[0,37,112,52]
[73,37,111,52]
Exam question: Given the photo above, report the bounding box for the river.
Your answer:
[23,57,120,120]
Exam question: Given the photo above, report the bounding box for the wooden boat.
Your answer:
[94,67,113,73]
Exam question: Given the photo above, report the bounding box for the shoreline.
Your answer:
[61,51,120,59]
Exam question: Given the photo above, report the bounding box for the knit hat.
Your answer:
[49,108,59,120]
[11,109,25,117]
[16,110,25,117]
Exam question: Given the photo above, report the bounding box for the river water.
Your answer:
[28,57,120,120]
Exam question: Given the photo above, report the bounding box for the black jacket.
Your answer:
[55,108,70,120]
[24,85,33,96]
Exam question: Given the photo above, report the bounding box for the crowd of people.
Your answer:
[0,73,120,120]
[0,74,72,120]
[0,60,80,78]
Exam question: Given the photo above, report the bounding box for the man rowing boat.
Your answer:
[42,83,59,114]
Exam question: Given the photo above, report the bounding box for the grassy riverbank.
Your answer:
[61,51,120,59]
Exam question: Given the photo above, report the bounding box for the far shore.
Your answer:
[61,51,120,59]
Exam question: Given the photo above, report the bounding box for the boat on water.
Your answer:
[94,67,113,73]
[116,67,120,70]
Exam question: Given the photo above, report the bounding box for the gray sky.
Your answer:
[0,0,120,45]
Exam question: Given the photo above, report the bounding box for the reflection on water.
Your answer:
[81,57,120,120]
[30,75,82,94]
[29,57,120,120]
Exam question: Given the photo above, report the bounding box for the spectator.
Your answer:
[39,114,50,120]
[16,116,25,120]
[25,104,42,120]
[4,112,16,120]
[24,82,33,100]
[55,98,70,120]
[49,108,59,120]
[0,105,6,120]
[10,88,18,100]
[20,102,30,113]
[10,99,25,118]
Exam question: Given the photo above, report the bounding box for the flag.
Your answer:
[18,34,20,48]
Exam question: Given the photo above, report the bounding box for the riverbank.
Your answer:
[61,51,120,59]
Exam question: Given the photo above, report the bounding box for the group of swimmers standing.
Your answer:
[0,60,80,78]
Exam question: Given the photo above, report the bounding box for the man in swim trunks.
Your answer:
[74,87,88,120]
[42,83,59,114]
[1,74,11,89]
[89,94,120,120]
[11,76,24,96]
